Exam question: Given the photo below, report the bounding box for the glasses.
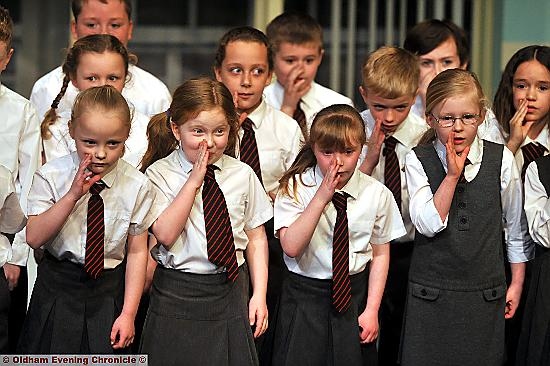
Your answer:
[430,113,480,128]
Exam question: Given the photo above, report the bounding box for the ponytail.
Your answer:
[417,128,437,145]
[278,144,317,198]
[140,111,179,172]
[40,74,70,139]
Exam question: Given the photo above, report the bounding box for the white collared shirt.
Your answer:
[146,150,273,273]
[0,83,41,266]
[524,159,550,248]
[405,136,529,263]
[0,165,27,268]
[263,80,354,132]
[30,64,171,119]
[514,124,550,171]
[27,153,165,268]
[359,109,428,242]
[237,99,304,197]
[43,108,149,169]
[274,166,405,279]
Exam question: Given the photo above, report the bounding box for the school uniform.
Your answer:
[31,64,171,119]
[0,83,41,352]
[140,150,273,366]
[516,157,550,365]
[0,165,27,353]
[18,153,164,354]
[263,80,354,133]
[237,99,303,364]
[43,108,150,168]
[272,166,405,366]
[359,109,427,366]
[401,137,528,366]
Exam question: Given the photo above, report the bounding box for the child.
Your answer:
[404,19,504,144]
[0,165,27,353]
[18,85,164,353]
[263,12,353,139]
[357,46,427,366]
[139,77,272,366]
[40,34,149,168]
[0,5,41,352]
[401,69,528,365]
[518,156,550,365]
[272,104,405,365]
[213,26,303,363]
[30,0,170,119]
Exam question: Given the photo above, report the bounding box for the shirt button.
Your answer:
[492,290,497,297]
[460,217,468,224]
[458,202,466,209]
[420,288,427,296]
[457,187,465,194]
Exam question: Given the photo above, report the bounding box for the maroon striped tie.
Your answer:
[458,159,471,184]
[85,182,105,279]
[331,192,351,313]
[383,136,401,210]
[293,100,308,141]
[240,118,263,185]
[521,142,547,181]
[203,165,238,281]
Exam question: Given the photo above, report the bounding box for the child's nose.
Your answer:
[241,72,251,87]
[95,146,107,159]
[526,86,537,100]
[385,109,395,122]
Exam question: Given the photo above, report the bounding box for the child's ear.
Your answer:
[170,121,181,142]
[425,114,436,129]
[68,120,75,139]
[264,70,274,87]
[359,85,368,104]
[213,67,222,83]
[0,48,13,72]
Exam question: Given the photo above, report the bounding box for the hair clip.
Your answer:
[165,108,171,118]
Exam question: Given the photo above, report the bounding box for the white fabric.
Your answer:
[0,165,27,267]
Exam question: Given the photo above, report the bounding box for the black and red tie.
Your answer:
[331,192,352,313]
[85,182,106,279]
[240,118,263,185]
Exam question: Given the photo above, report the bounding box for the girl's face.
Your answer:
[512,60,550,124]
[171,107,230,165]
[71,51,126,92]
[428,94,482,154]
[313,140,362,189]
[215,40,272,115]
[69,106,129,177]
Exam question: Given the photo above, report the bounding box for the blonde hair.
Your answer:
[140,77,239,172]
[279,104,366,197]
[361,46,419,99]
[419,69,488,144]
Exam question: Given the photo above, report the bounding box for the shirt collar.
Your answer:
[175,147,228,174]
[313,164,362,200]
[522,124,549,148]
[433,135,483,166]
[246,99,267,128]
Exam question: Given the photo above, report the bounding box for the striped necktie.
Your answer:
[521,142,547,181]
[240,118,263,185]
[293,100,308,140]
[331,192,352,313]
[383,136,401,210]
[85,181,106,279]
[203,165,238,281]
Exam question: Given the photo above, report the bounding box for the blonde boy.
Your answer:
[358,46,427,366]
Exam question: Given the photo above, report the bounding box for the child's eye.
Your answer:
[420,60,433,68]
[230,67,242,74]
[442,59,454,66]
[513,82,526,89]
[214,128,226,135]
[322,150,333,156]
[305,57,316,65]
[252,68,265,76]
[283,58,295,65]
[85,22,97,29]
[344,148,356,155]
[110,23,121,29]
[108,75,121,81]
[83,139,96,145]
[538,84,549,92]
[193,128,204,134]
[107,141,122,147]
[372,104,385,111]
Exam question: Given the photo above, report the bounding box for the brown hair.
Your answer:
[0,6,13,49]
[140,77,239,172]
[361,46,419,99]
[214,26,273,71]
[69,85,131,137]
[279,104,366,197]
[419,69,487,144]
[72,0,132,20]
[266,12,323,53]
[41,34,133,140]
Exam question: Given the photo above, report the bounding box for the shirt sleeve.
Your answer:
[0,171,26,234]
[501,147,532,262]
[273,178,306,236]
[370,186,406,244]
[524,160,550,250]
[244,170,273,231]
[405,150,448,237]
[128,177,169,236]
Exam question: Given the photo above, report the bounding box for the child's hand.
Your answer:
[281,65,311,116]
[315,158,341,204]
[358,308,379,344]
[248,294,268,338]
[360,118,385,175]
[418,68,437,109]
[505,283,522,319]
[445,131,470,181]
[187,140,209,190]
[507,99,533,153]
[110,312,135,349]
[67,154,101,201]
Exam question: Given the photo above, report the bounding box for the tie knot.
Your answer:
[332,192,348,211]
[205,165,218,181]
[89,181,105,195]
[523,142,547,157]
[242,118,253,132]
[383,136,398,155]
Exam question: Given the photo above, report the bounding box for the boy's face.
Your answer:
[0,42,13,74]
[360,88,416,135]
[214,40,272,115]
[418,37,466,88]
[71,0,133,46]
[71,51,126,92]
[428,94,481,155]
[273,42,323,90]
